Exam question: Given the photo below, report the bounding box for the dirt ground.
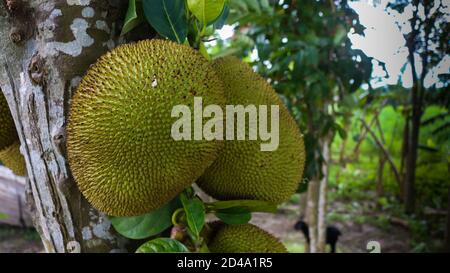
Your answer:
[251,204,412,253]
[0,202,412,253]
[0,225,43,253]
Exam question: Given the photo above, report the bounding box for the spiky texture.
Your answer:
[0,91,18,150]
[197,56,305,204]
[205,222,287,253]
[0,141,26,176]
[67,40,226,216]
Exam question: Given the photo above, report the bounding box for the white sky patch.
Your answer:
[250,48,259,62]
[209,1,447,89]
[349,0,447,88]
[348,1,411,88]
[217,25,235,40]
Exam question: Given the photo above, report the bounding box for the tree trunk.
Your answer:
[376,152,385,199]
[404,30,422,214]
[375,115,385,199]
[335,117,350,185]
[445,186,450,252]
[317,135,331,253]
[298,192,308,218]
[306,177,319,253]
[0,0,149,252]
[399,114,409,201]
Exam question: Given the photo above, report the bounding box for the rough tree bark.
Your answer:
[0,0,153,252]
[317,135,331,253]
[306,177,319,253]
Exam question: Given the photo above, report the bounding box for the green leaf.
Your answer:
[121,0,144,36]
[110,197,181,239]
[209,200,277,213]
[246,0,261,14]
[187,0,225,26]
[199,42,211,60]
[260,0,270,11]
[136,238,189,253]
[180,193,205,237]
[334,123,348,139]
[213,4,229,30]
[215,207,252,225]
[333,25,347,45]
[143,0,188,43]
[0,212,9,220]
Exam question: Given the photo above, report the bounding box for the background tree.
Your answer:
[387,0,449,213]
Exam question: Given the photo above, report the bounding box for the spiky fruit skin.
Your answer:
[197,56,305,204]
[67,40,226,217]
[206,222,287,253]
[0,91,18,150]
[0,142,26,176]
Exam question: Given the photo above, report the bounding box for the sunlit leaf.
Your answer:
[215,207,252,225]
[136,238,189,253]
[110,197,181,239]
[187,0,225,26]
[121,0,144,36]
[180,192,205,237]
[209,200,277,213]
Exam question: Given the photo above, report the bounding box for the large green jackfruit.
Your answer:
[205,221,287,253]
[197,56,305,204]
[67,40,226,216]
[0,90,18,150]
[0,141,26,176]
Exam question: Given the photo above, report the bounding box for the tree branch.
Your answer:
[360,118,402,186]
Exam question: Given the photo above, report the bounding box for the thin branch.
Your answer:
[360,118,402,186]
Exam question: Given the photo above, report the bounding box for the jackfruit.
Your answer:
[67,39,226,217]
[197,56,305,204]
[0,90,18,150]
[0,141,26,176]
[205,221,287,253]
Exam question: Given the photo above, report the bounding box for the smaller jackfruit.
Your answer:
[197,56,305,205]
[0,90,18,150]
[204,221,287,253]
[0,141,26,176]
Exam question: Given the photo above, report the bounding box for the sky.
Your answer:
[215,0,449,89]
[348,0,449,89]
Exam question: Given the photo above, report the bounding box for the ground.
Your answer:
[0,196,412,253]
[0,225,43,253]
[251,202,412,253]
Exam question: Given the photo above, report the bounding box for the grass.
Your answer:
[0,225,41,242]
[283,240,306,253]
